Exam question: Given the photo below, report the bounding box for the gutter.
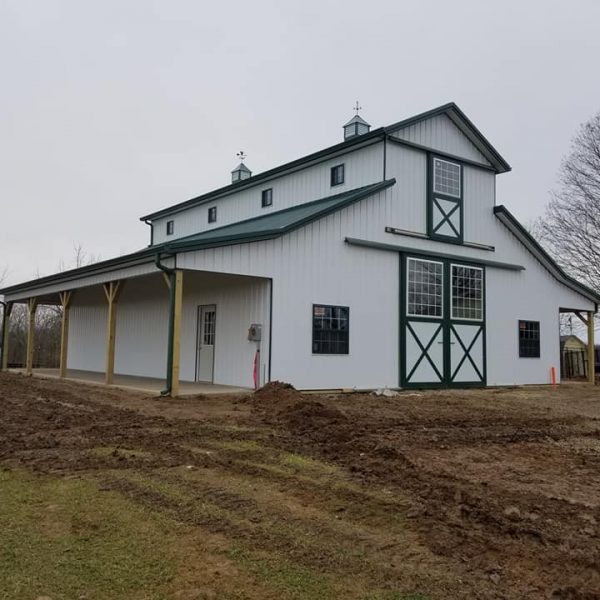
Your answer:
[154,252,176,396]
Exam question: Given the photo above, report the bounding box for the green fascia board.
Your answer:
[493,205,600,305]
[384,102,511,174]
[139,129,386,221]
[166,180,396,251]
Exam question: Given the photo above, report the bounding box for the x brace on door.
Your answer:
[406,321,444,382]
[433,198,460,237]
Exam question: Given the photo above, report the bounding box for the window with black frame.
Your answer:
[330,164,345,187]
[312,304,349,354]
[518,320,540,357]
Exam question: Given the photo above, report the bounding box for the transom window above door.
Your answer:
[406,258,443,318]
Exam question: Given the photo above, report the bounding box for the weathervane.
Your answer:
[236,150,247,162]
[353,101,362,115]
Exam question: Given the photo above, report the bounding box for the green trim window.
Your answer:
[451,265,483,321]
[261,188,273,207]
[330,164,345,187]
[519,320,540,358]
[208,206,217,223]
[166,220,174,236]
[406,258,443,318]
[312,304,349,354]
[428,156,463,244]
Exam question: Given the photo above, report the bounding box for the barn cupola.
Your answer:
[231,150,252,183]
[343,102,371,140]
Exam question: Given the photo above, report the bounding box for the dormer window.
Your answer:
[261,188,273,208]
[208,206,217,223]
[166,220,174,236]
[330,164,345,187]
[428,156,463,244]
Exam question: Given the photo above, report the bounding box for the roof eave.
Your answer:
[494,205,600,305]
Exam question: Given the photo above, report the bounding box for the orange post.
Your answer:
[550,366,557,386]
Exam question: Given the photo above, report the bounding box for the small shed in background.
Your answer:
[560,335,588,379]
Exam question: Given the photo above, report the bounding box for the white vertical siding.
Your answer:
[181,274,270,388]
[389,114,491,166]
[152,142,384,245]
[68,286,108,373]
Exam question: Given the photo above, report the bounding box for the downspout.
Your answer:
[144,219,154,247]
[0,301,7,370]
[155,252,175,395]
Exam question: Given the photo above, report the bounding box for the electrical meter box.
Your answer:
[248,323,262,341]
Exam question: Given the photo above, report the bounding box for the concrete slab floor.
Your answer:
[9,368,251,397]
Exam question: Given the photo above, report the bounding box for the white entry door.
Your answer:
[196,305,216,382]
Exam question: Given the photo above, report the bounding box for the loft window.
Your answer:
[166,220,174,236]
[261,188,273,207]
[208,206,217,223]
[519,320,540,358]
[429,156,463,243]
[451,265,483,321]
[406,258,443,318]
[433,158,461,197]
[312,304,349,354]
[330,164,345,187]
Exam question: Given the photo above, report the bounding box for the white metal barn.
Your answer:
[1,103,598,394]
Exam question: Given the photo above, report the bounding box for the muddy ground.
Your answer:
[1,372,599,599]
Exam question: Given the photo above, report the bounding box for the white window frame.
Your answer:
[450,263,484,322]
[406,257,444,319]
[433,158,461,199]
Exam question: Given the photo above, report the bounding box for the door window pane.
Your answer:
[407,258,443,317]
[451,264,483,320]
[433,158,461,198]
[203,311,215,345]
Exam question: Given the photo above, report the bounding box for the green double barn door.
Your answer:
[401,255,486,388]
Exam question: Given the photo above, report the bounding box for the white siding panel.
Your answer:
[67,286,108,373]
[152,143,384,244]
[390,114,491,166]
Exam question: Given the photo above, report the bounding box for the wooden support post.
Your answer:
[588,311,595,385]
[1,301,13,371]
[25,298,38,375]
[171,270,183,397]
[103,281,123,385]
[59,291,74,378]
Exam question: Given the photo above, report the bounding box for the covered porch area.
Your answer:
[1,261,271,396]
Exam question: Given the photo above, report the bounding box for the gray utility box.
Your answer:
[248,323,262,341]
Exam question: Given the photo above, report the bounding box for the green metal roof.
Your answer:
[0,180,395,297]
[167,179,396,251]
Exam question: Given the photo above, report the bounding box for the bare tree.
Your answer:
[538,111,600,291]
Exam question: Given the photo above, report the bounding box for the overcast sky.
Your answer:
[1,0,600,285]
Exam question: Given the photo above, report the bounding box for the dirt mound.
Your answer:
[251,381,302,404]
